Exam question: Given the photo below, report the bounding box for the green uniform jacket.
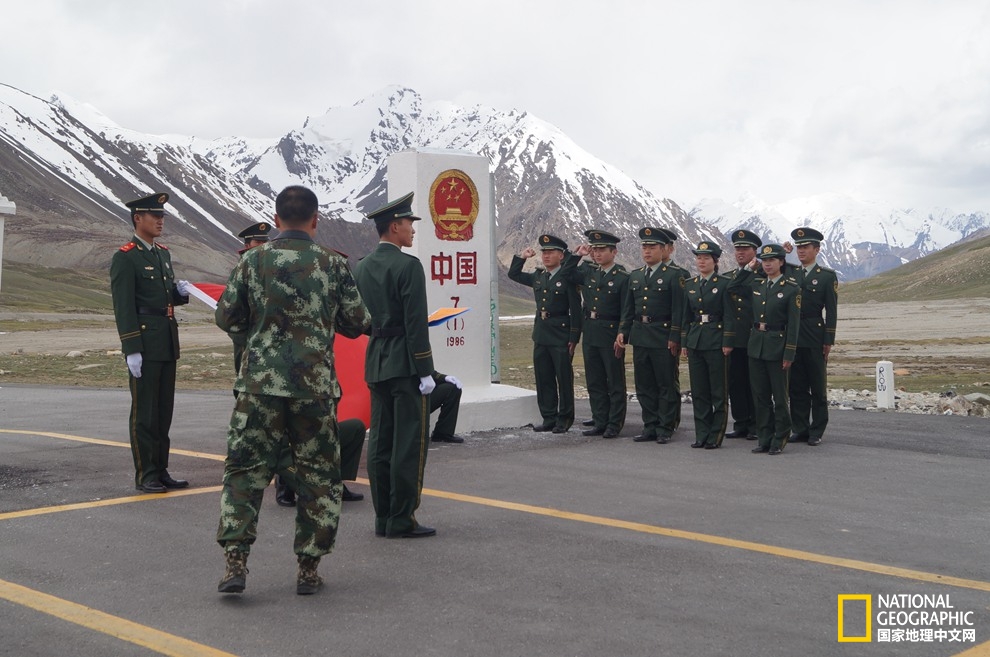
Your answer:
[354,242,435,381]
[110,237,188,360]
[620,263,685,348]
[791,264,838,347]
[681,273,735,350]
[748,276,801,362]
[724,267,757,349]
[562,254,629,348]
[508,255,582,346]
[216,233,371,399]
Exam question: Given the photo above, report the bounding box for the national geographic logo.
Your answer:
[838,594,977,644]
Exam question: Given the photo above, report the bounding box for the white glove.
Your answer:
[126,353,143,378]
[418,375,436,396]
[444,375,463,390]
[176,280,193,296]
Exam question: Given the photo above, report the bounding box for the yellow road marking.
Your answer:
[0,429,224,461]
[953,640,990,656]
[0,579,238,657]
[0,486,222,521]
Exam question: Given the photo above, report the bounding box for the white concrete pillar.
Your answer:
[0,193,16,293]
[876,360,895,410]
[386,148,536,432]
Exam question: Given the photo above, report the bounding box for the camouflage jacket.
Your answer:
[216,231,371,399]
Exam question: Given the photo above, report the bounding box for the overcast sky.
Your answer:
[3,0,989,211]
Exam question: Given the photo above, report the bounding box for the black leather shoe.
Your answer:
[656,435,670,444]
[582,427,606,436]
[275,480,296,507]
[432,433,465,443]
[789,433,809,443]
[633,433,657,442]
[690,441,705,448]
[747,434,758,440]
[136,481,167,493]
[387,524,437,539]
[582,419,596,427]
[725,430,749,438]
[160,473,189,489]
[751,446,770,453]
[342,485,364,502]
[551,425,568,434]
[704,442,720,449]
[532,423,555,432]
[603,427,620,439]
[807,436,822,446]
[769,446,783,455]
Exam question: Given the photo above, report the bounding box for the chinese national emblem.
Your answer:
[429,169,479,241]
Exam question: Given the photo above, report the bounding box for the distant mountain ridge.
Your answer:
[1,82,987,286]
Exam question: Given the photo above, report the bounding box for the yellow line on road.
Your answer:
[0,429,225,461]
[0,579,238,657]
[0,486,222,522]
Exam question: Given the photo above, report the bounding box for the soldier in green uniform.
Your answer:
[508,235,582,433]
[748,244,801,455]
[724,229,762,439]
[787,227,838,446]
[110,192,191,494]
[353,192,439,539]
[681,241,734,449]
[563,230,629,439]
[428,370,465,443]
[658,227,688,430]
[215,185,371,595]
[618,227,685,444]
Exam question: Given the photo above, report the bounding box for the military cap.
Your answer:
[658,227,679,242]
[791,226,824,245]
[237,222,273,243]
[691,241,723,258]
[758,243,788,260]
[538,234,568,251]
[731,229,762,248]
[125,192,169,214]
[584,229,620,247]
[638,227,671,245]
[367,191,421,226]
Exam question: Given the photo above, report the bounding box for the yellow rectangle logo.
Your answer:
[838,594,872,642]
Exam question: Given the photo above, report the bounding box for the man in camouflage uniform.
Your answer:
[787,227,838,446]
[748,244,801,455]
[618,227,685,444]
[564,230,629,438]
[508,234,583,433]
[723,229,762,439]
[214,186,371,595]
[110,192,192,494]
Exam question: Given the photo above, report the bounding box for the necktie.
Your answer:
[646,267,654,282]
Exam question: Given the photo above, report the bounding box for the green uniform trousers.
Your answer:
[749,358,792,450]
[429,380,462,440]
[687,349,729,447]
[789,346,829,439]
[217,393,342,558]
[632,345,679,438]
[276,417,366,483]
[533,343,575,430]
[583,341,627,432]
[368,377,430,536]
[128,359,176,488]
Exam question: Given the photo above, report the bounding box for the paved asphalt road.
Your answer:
[1,383,988,657]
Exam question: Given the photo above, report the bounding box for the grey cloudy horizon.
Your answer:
[3,0,989,212]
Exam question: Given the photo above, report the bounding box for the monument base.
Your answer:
[454,384,538,433]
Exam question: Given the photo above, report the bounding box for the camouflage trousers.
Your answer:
[217,392,342,558]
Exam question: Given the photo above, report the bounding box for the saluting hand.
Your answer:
[521,247,536,259]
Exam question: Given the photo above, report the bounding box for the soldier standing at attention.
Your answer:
[681,241,734,449]
[724,230,762,439]
[658,227,687,429]
[215,185,371,595]
[748,244,801,455]
[564,230,629,439]
[617,228,685,444]
[787,227,838,446]
[110,192,192,494]
[508,235,582,433]
[353,192,439,539]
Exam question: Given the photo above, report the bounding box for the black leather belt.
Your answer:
[137,306,173,318]
[696,313,723,324]
[634,315,671,324]
[585,311,619,321]
[371,327,405,337]
[539,311,568,320]
[753,322,785,331]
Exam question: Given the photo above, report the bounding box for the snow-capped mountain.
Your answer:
[1,81,986,285]
[691,193,989,279]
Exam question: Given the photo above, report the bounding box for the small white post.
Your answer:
[876,360,895,410]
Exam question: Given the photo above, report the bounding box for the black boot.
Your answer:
[275,475,296,507]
